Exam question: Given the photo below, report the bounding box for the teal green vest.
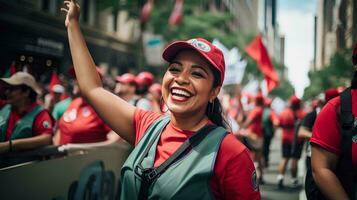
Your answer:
[0,104,44,141]
[120,116,227,200]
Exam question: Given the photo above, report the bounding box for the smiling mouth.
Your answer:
[171,88,192,102]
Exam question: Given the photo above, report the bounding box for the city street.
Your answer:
[260,130,305,200]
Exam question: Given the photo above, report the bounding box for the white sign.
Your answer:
[143,33,165,66]
[212,39,247,85]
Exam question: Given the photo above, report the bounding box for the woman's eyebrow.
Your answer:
[192,65,208,74]
[170,60,182,65]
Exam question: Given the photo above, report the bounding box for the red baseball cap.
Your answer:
[116,73,136,84]
[149,83,162,95]
[255,93,264,102]
[162,38,225,86]
[136,71,154,86]
[289,95,301,106]
[264,98,273,106]
[324,88,339,102]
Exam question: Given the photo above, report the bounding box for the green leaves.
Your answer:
[303,48,354,100]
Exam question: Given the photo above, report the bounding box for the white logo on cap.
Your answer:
[187,39,211,52]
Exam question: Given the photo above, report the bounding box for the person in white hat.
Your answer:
[0,72,54,155]
[44,84,65,113]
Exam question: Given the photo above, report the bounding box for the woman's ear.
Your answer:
[210,86,221,102]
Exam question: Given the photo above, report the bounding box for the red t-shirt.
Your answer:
[279,108,305,144]
[270,110,279,125]
[134,109,260,200]
[247,106,263,138]
[311,89,357,167]
[59,97,111,144]
[5,102,54,140]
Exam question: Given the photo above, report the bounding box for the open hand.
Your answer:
[61,0,80,28]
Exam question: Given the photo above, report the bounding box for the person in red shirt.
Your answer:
[56,96,112,145]
[310,45,357,200]
[241,93,265,183]
[262,98,279,168]
[54,72,116,145]
[277,95,306,188]
[62,1,260,199]
[0,72,54,154]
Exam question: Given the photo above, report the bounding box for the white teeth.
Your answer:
[172,89,191,97]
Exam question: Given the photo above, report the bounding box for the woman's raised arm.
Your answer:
[62,0,136,144]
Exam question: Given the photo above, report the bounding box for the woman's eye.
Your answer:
[168,66,180,72]
[192,71,204,78]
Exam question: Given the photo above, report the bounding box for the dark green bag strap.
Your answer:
[340,88,353,160]
[339,88,357,199]
[135,124,219,200]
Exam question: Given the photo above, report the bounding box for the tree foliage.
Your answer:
[303,48,354,100]
[98,0,294,100]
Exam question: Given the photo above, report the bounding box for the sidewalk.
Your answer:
[260,129,306,200]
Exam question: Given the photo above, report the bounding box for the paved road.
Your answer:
[260,130,306,200]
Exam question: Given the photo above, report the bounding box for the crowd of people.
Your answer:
[0,0,356,199]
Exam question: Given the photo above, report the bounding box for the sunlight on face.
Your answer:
[162,50,219,117]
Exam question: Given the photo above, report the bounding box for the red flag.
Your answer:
[169,0,184,26]
[140,0,154,24]
[49,71,60,92]
[245,34,279,92]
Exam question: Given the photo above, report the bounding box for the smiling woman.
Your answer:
[62,0,260,199]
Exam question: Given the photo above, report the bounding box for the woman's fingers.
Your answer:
[60,8,68,13]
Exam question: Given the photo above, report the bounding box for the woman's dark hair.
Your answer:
[255,99,264,106]
[351,70,357,89]
[205,66,231,130]
[290,103,301,111]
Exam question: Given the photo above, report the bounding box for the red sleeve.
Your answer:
[33,110,55,136]
[247,107,259,122]
[134,108,163,145]
[211,134,260,200]
[279,109,293,126]
[270,111,279,125]
[311,100,341,155]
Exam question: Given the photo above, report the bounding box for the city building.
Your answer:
[0,0,136,81]
[314,0,357,70]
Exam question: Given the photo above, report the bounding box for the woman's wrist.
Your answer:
[68,19,79,27]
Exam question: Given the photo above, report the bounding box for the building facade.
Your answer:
[314,0,357,70]
[0,0,137,81]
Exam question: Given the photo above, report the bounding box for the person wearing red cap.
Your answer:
[240,93,265,183]
[148,83,164,113]
[309,46,357,199]
[62,2,260,199]
[276,95,306,188]
[261,98,279,168]
[0,72,54,156]
[134,71,155,111]
[114,73,138,104]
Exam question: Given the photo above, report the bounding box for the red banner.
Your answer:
[245,35,279,92]
[169,0,184,26]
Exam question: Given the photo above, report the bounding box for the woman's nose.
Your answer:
[175,71,190,84]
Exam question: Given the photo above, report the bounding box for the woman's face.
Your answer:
[162,50,220,116]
